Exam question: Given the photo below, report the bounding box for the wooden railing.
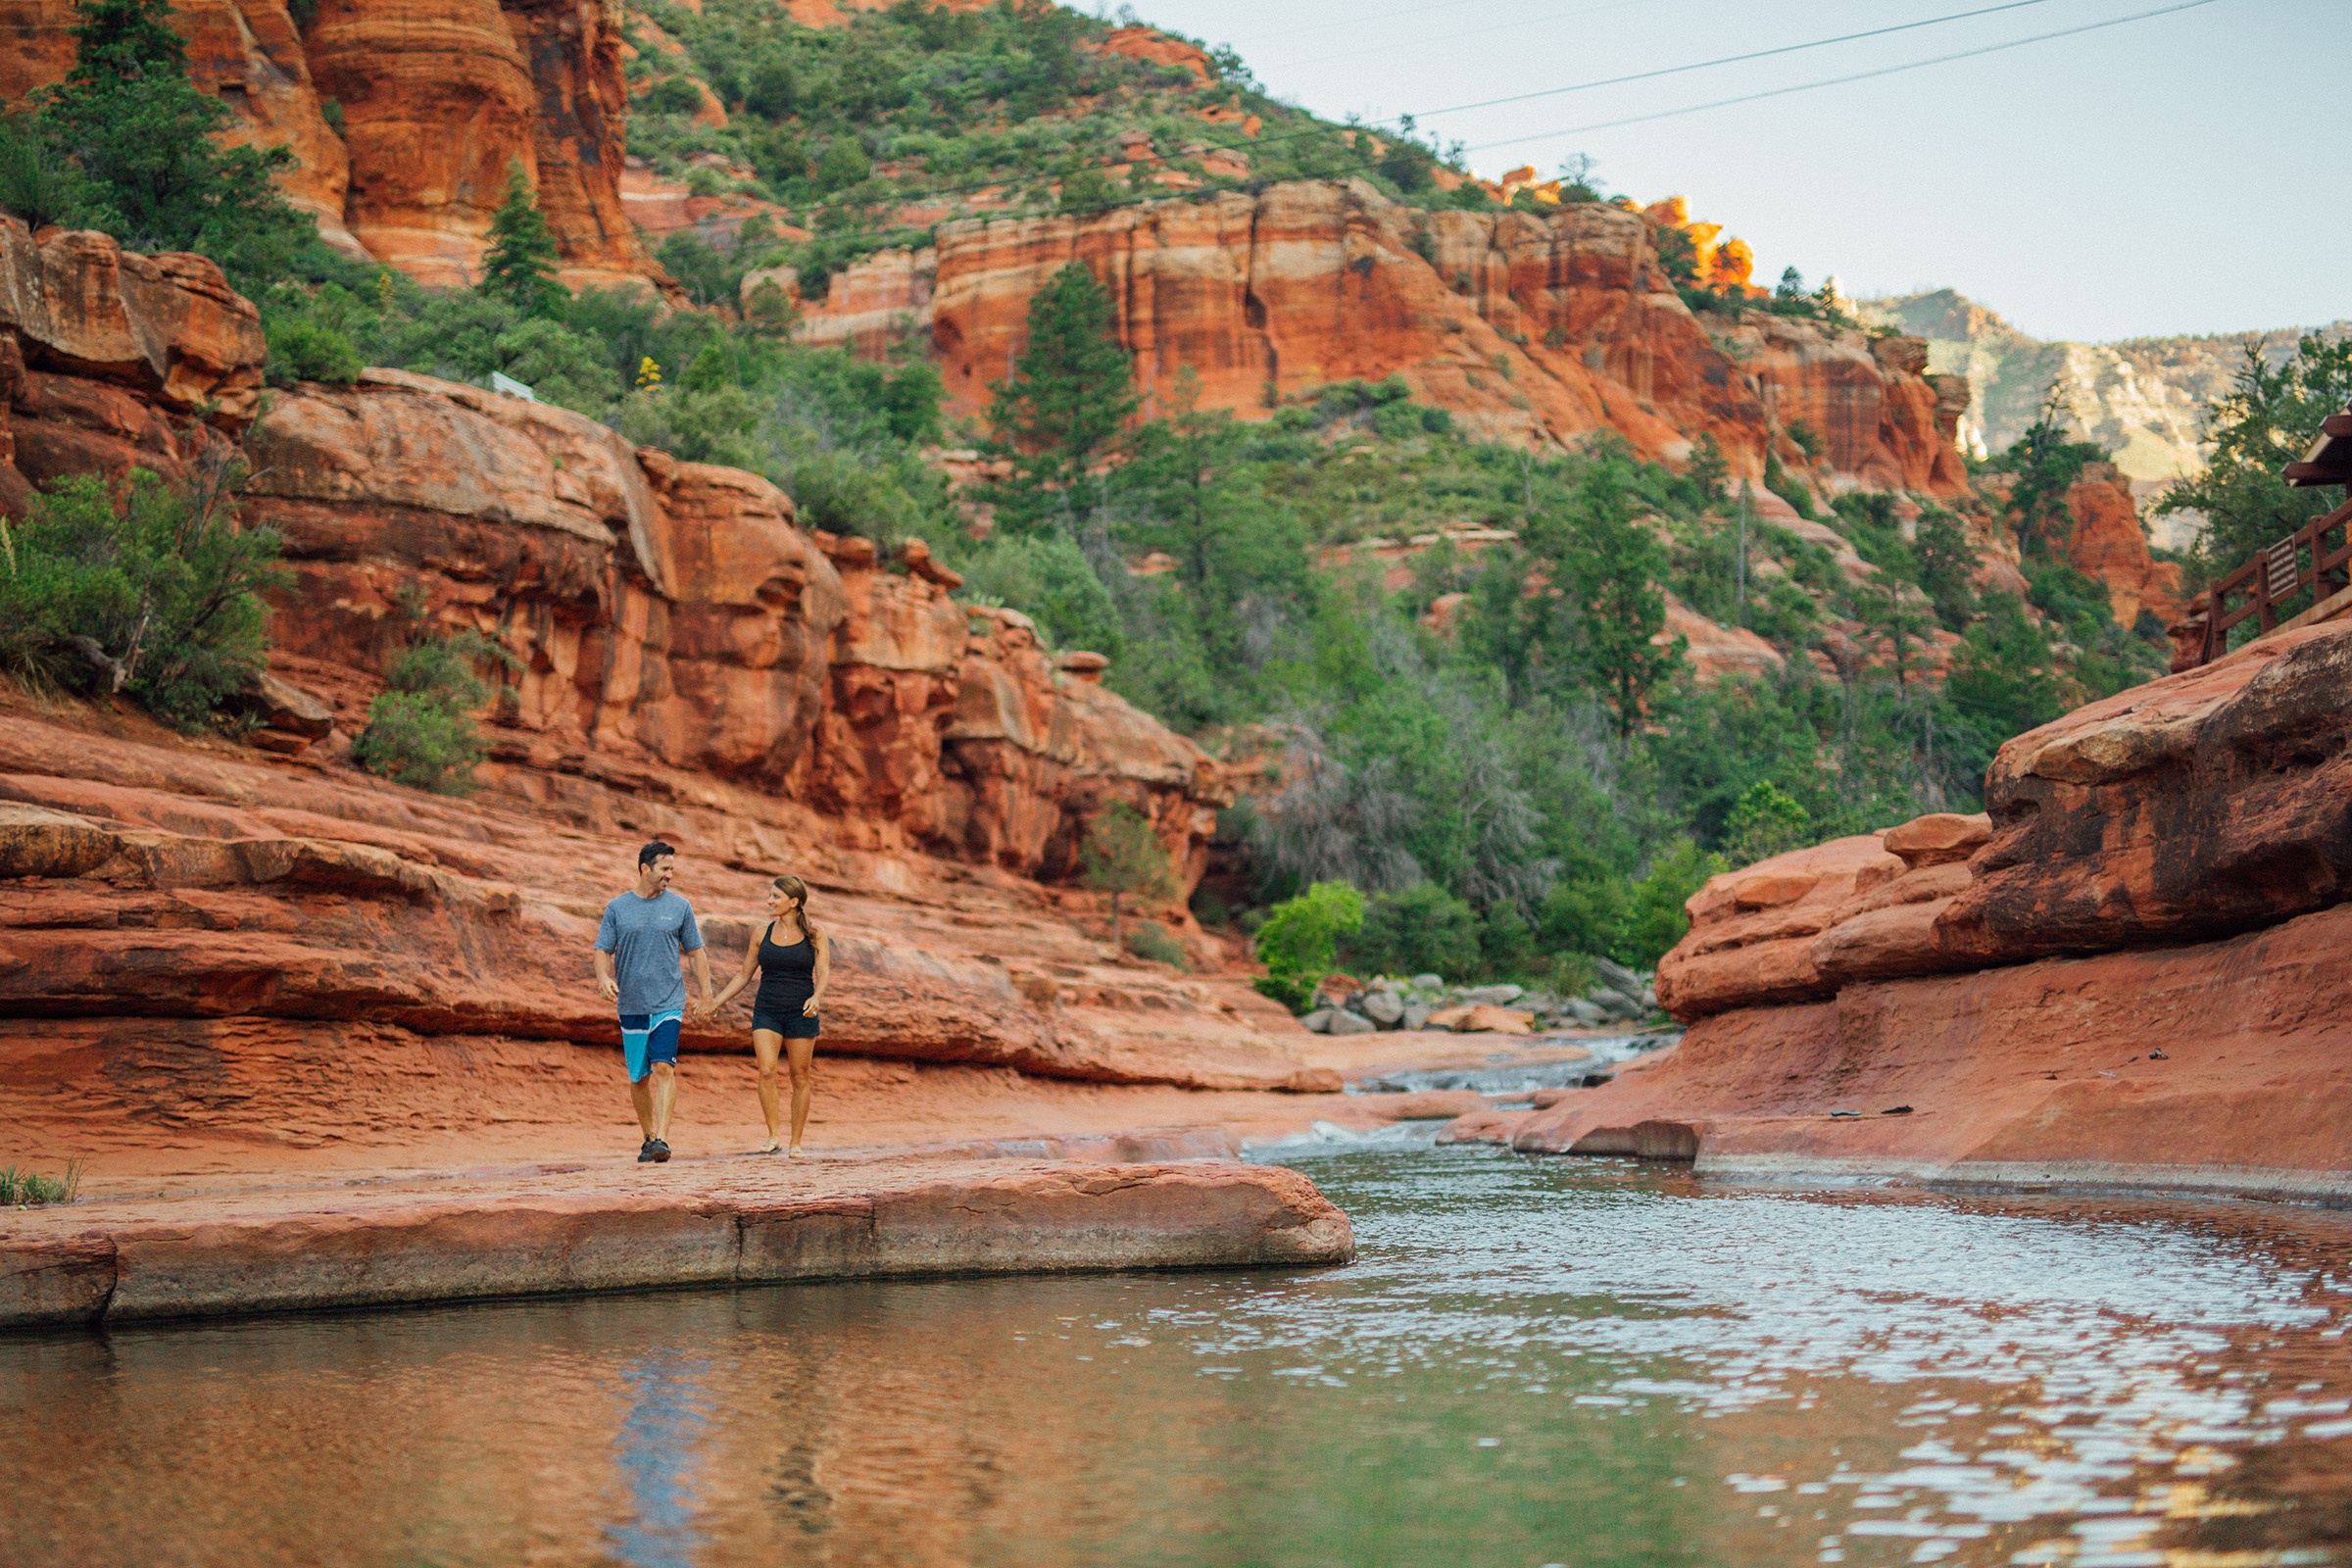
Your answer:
[2184,494,2352,667]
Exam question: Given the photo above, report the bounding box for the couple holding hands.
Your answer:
[593,841,830,1163]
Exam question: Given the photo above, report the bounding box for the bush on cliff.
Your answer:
[352,629,518,795]
[0,464,286,728]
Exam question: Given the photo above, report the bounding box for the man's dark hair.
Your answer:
[638,840,676,868]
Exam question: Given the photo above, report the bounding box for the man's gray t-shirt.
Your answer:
[596,890,704,1014]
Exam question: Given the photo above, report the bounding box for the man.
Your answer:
[594,840,713,1163]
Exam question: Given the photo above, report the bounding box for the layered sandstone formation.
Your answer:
[0,226,1334,1192]
[0,219,263,514]
[1472,618,2352,1197]
[790,181,1969,496]
[4,0,660,291]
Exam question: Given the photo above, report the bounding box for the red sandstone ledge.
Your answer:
[0,1157,1354,1330]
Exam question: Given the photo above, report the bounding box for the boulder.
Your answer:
[1592,957,1648,997]
[1299,1009,1334,1034]
[1325,1009,1378,1037]
[1563,999,1606,1026]
[1456,983,1524,1006]
[1358,989,1405,1027]
[1452,1004,1534,1035]
[1409,973,1445,989]
[1401,999,1435,1031]
[1589,988,1644,1019]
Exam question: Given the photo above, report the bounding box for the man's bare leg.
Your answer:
[631,1076,656,1140]
[651,1061,677,1143]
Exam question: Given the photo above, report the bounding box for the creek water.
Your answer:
[9,1148,2352,1568]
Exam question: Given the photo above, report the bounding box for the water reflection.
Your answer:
[3,1151,2349,1567]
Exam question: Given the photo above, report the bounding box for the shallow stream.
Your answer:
[9,1148,2352,1567]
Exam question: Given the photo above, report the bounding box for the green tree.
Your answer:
[1851,573,1937,696]
[1912,512,1980,631]
[1080,799,1175,952]
[2163,335,2352,610]
[985,263,1138,532]
[477,160,567,318]
[1540,461,1684,737]
[1992,381,2106,559]
[1251,880,1365,1012]
[1721,780,1812,866]
[0,460,285,728]
[31,0,313,293]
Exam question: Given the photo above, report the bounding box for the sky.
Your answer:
[1118,0,2348,344]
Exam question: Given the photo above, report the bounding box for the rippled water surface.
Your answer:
[10,1150,2352,1567]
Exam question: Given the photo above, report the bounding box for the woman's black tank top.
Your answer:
[755,922,815,1013]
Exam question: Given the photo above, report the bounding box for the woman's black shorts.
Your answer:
[752,1009,820,1040]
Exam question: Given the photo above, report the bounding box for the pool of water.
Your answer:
[9,1149,2352,1567]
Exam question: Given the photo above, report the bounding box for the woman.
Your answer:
[710,874,830,1156]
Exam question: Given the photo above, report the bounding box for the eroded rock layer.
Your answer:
[793,181,1966,495]
[1513,621,2352,1193]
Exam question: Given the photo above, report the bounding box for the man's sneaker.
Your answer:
[637,1139,658,1163]
[648,1139,671,1163]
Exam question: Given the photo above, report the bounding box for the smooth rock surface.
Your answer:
[0,1156,1354,1328]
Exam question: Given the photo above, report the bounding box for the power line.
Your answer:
[725,0,2219,239]
[1415,0,2054,119]
[1463,0,2225,150]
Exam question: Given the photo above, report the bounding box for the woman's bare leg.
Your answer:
[787,1037,816,1155]
[752,1031,785,1151]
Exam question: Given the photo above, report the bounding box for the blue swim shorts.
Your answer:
[618,1011,683,1084]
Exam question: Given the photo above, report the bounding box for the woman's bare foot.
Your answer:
[788,1144,805,1159]
[760,1141,782,1154]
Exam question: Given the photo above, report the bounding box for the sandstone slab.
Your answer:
[0,1156,1354,1329]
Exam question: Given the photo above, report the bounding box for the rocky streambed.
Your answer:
[10,1147,2351,1568]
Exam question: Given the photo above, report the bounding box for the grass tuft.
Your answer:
[0,1159,82,1206]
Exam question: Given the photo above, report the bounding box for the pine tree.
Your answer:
[985,263,1137,532]
[478,160,566,318]
[1080,800,1175,954]
[33,0,309,288]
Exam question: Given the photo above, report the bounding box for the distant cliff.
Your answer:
[1858,287,2351,547]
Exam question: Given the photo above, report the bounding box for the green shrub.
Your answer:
[1616,840,1724,968]
[1721,780,1812,867]
[263,317,362,385]
[1343,881,1479,980]
[1124,921,1189,969]
[1251,880,1363,1011]
[0,466,284,728]
[351,629,517,795]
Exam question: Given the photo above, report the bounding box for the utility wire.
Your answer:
[1461,0,2221,149]
[727,0,2216,241]
[1417,0,2054,118]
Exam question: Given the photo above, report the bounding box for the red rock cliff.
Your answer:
[795,180,1969,497]
[1482,621,2352,1199]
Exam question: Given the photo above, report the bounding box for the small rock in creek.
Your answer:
[1563,999,1607,1026]
[1451,1004,1534,1035]
[1359,990,1406,1027]
[1456,983,1525,1006]
[1326,1008,1378,1036]
[1589,988,1643,1019]
[1592,956,1647,995]
[1300,1008,1335,1034]
[1410,973,1445,990]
